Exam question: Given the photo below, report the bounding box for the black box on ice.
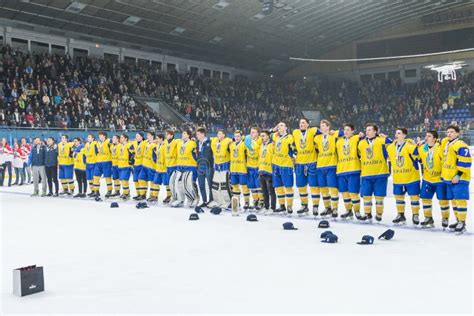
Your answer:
[13,265,44,297]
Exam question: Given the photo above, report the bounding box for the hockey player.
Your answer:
[292,118,320,217]
[170,130,199,208]
[335,124,363,220]
[244,127,263,210]
[93,131,113,197]
[84,134,97,196]
[164,130,179,204]
[117,134,135,200]
[72,137,87,198]
[387,128,421,225]
[441,125,471,233]
[230,130,250,211]
[150,134,167,203]
[110,135,121,197]
[138,132,157,201]
[358,123,392,222]
[258,130,276,214]
[314,120,343,217]
[58,135,75,195]
[418,131,449,228]
[133,133,147,199]
[208,129,232,208]
[271,121,296,215]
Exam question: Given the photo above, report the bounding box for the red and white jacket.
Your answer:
[2,144,14,163]
[13,147,27,168]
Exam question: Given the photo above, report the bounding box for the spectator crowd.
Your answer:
[1,44,473,135]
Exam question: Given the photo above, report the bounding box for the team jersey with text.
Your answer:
[176,140,197,168]
[271,133,295,168]
[95,139,112,163]
[418,142,443,184]
[164,138,179,169]
[84,141,97,164]
[259,141,274,175]
[440,137,471,184]
[58,142,74,165]
[293,127,319,164]
[358,136,392,179]
[387,142,420,185]
[230,140,247,174]
[155,143,167,173]
[211,137,232,168]
[117,142,135,168]
[336,135,361,175]
[314,131,344,169]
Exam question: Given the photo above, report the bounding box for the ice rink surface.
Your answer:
[1,181,473,315]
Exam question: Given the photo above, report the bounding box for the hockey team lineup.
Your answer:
[41,117,470,235]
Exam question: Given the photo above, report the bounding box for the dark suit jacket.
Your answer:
[196,138,213,169]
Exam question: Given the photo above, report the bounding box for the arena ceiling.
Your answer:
[0,0,472,73]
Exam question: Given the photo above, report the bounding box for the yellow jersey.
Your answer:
[230,140,247,174]
[73,146,86,171]
[314,131,343,169]
[142,141,157,169]
[211,137,232,170]
[358,136,392,179]
[271,133,295,168]
[134,140,147,166]
[293,127,319,164]
[176,140,197,168]
[440,138,471,184]
[117,142,135,168]
[164,138,179,169]
[418,142,443,184]
[259,141,274,175]
[111,143,120,167]
[244,136,261,169]
[84,141,97,164]
[58,142,74,165]
[95,139,112,163]
[155,143,167,173]
[387,141,420,185]
[336,135,361,175]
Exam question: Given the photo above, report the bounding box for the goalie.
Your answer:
[207,129,232,209]
[170,130,199,208]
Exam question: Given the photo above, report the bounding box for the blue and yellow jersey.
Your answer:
[440,137,471,184]
[211,137,232,168]
[73,145,86,171]
[164,138,179,169]
[293,127,319,164]
[418,142,443,184]
[259,141,274,175]
[336,135,361,175]
[95,139,112,163]
[358,136,392,179]
[314,131,343,169]
[58,142,74,165]
[244,136,261,169]
[117,142,135,168]
[155,143,167,173]
[230,140,247,174]
[84,141,97,164]
[271,133,295,168]
[133,140,147,166]
[111,143,120,167]
[387,141,420,185]
[142,141,157,169]
[176,140,197,168]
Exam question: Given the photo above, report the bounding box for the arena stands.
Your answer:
[1,44,473,136]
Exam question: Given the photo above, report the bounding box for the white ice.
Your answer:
[1,178,473,315]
